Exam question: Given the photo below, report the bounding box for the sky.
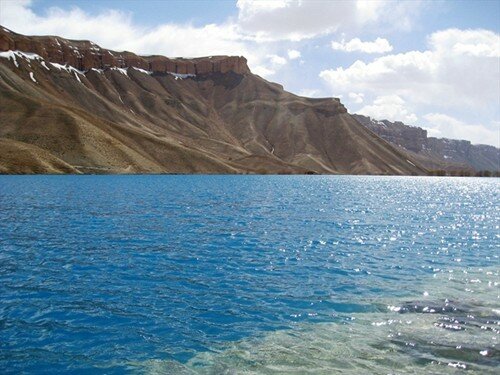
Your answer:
[0,0,499,146]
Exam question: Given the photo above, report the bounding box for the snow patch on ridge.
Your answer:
[132,67,152,75]
[0,50,45,67]
[110,67,129,77]
[0,50,89,86]
[168,72,195,80]
[0,49,197,83]
[0,50,19,67]
[406,160,416,167]
[50,62,84,75]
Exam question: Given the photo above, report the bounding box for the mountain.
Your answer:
[0,26,426,175]
[353,115,499,174]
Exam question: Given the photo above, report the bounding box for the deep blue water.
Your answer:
[0,176,498,373]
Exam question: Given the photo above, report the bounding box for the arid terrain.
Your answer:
[354,115,499,174]
[2,27,496,175]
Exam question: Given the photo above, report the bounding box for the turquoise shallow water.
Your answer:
[0,175,498,373]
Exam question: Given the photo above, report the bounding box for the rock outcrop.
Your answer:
[354,117,428,153]
[0,26,427,175]
[353,114,499,173]
[0,26,250,75]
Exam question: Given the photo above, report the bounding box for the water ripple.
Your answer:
[0,175,498,373]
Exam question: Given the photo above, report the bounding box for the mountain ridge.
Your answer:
[353,114,499,173]
[0,26,425,175]
[0,26,250,75]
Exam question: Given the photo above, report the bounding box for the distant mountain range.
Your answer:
[0,26,496,175]
[353,115,499,174]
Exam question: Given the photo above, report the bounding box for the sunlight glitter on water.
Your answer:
[0,176,498,373]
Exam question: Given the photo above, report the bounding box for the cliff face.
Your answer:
[353,114,499,172]
[355,118,428,153]
[0,27,249,75]
[0,27,426,175]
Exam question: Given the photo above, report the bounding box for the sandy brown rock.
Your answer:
[354,114,499,173]
[0,27,426,175]
[0,138,79,174]
[0,27,249,75]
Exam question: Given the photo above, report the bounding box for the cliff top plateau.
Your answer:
[1,26,427,175]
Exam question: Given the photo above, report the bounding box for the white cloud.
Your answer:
[348,92,365,104]
[253,54,288,77]
[236,0,356,41]
[0,0,266,71]
[267,54,287,66]
[422,126,442,137]
[321,29,499,108]
[359,95,418,124]
[3,1,495,146]
[429,28,500,57]
[287,49,301,60]
[423,113,499,147]
[297,88,321,97]
[356,0,424,31]
[0,1,137,49]
[236,0,290,15]
[320,28,500,145]
[236,0,424,41]
[0,2,252,58]
[331,37,393,54]
[0,0,425,74]
[253,65,276,78]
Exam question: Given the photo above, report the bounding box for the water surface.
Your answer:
[0,176,498,373]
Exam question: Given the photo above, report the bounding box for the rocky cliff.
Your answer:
[0,26,426,175]
[0,27,249,75]
[353,114,499,173]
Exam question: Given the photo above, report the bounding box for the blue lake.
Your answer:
[0,176,498,373]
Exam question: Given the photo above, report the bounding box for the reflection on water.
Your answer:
[142,268,499,374]
[0,176,498,373]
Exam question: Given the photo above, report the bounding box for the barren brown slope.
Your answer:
[0,138,78,174]
[203,72,426,174]
[353,114,500,173]
[0,27,426,175]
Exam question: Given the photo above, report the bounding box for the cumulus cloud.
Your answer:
[359,95,418,124]
[348,92,365,104]
[0,0,268,71]
[267,54,287,66]
[320,29,499,108]
[0,0,138,49]
[236,0,356,41]
[297,88,322,97]
[236,0,423,41]
[0,0,425,77]
[252,65,276,78]
[320,28,500,145]
[331,37,393,53]
[2,1,495,146]
[287,49,301,60]
[422,113,499,147]
[429,28,500,57]
[252,54,288,77]
[0,1,253,57]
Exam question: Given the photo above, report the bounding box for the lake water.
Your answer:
[0,176,498,374]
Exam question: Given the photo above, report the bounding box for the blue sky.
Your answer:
[1,0,499,146]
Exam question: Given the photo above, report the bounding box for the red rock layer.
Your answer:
[0,27,250,75]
